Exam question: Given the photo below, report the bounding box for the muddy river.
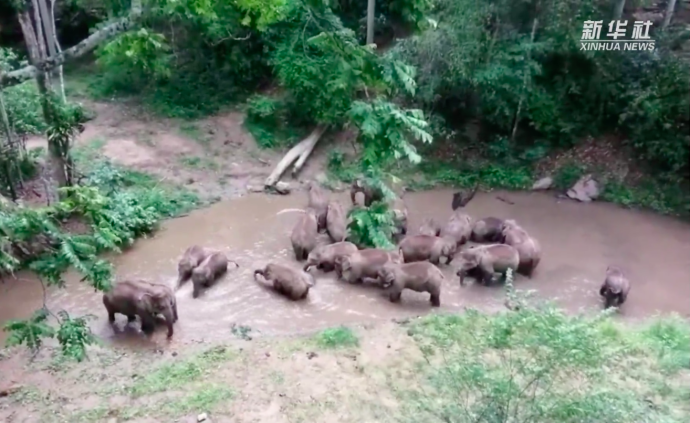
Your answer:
[1,189,689,348]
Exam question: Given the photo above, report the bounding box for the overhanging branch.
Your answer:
[0,0,143,88]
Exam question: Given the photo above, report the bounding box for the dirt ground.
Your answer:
[0,321,418,423]
[23,99,355,203]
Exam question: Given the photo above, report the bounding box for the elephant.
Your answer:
[390,196,409,243]
[500,219,542,277]
[307,181,329,233]
[304,241,359,273]
[350,178,384,207]
[102,279,178,338]
[456,244,520,286]
[254,262,315,300]
[599,266,631,309]
[291,208,319,261]
[470,217,505,243]
[176,245,211,288]
[378,261,443,307]
[334,248,403,285]
[398,235,457,265]
[451,185,478,210]
[191,252,237,298]
[326,201,348,243]
[418,217,442,237]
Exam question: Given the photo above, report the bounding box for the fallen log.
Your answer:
[264,125,327,188]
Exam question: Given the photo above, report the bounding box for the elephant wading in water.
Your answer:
[191,252,237,298]
[291,208,319,261]
[440,187,478,246]
[176,245,210,288]
[471,217,505,243]
[326,201,348,243]
[334,248,403,285]
[378,261,443,307]
[456,244,519,286]
[398,235,457,265]
[307,181,330,233]
[304,241,359,273]
[103,279,179,338]
[418,217,442,237]
[500,220,542,277]
[254,262,315,300]
[350,178,384,207]
[599,266,631,309]
[390,196,409,243]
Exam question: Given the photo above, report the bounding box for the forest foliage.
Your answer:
[0,0,688,358]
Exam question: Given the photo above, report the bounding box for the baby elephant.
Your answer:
[254,262,315,300]
[599,266,631,309]
[177,245,210,288]
[307,181,329,233]
[291,209,319,261]
[326,201,348,243]
[398,235,457,265]
[471,217,504,243]
[500,220,542,277]
[334,248,403,284]
[103,279,179,338]
[304,241,359,273]
[418,217,442,236]
[456,244,519,286]
[378,262,443,307]
[191,252,238,298]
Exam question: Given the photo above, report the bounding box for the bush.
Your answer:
[1,160,198,360]
[403,283,690,422]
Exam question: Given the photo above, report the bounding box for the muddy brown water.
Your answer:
[1,189,689,349]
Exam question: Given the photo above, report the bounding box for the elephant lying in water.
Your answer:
[103,279,179,338]
[254,262,315,300]
[334,248,403,285]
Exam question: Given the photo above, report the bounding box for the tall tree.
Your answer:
[366,0,375,45]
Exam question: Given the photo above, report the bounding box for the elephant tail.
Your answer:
[228,260,240,269]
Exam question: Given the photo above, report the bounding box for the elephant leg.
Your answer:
[139,313,156,335]
[430,292,440,307]
[389,287,402,303]
[172,301,179,322]
[161,308,175,338]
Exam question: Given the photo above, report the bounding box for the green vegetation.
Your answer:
[403,297,690,422]
[314,326,360,349]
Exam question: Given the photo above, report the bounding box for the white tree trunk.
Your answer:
[662,0,677,29]
[366,0,376,45]
[613,0,626,20]
[265,125,327,188]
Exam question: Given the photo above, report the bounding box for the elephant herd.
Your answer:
[102,180,631,339]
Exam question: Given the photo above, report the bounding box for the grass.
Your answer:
[2,293,689,422]
[313,326,360,349]
[398,283,690,423]
[128,346,237,397]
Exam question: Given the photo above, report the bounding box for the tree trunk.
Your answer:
[0,86,19,200]
[366,0,376,45]
[49,0,66,101]
[16,9,61,203]
[613,0,626,20]
[265,125,327,188]
[1,0,143,88]
[662,0,677,29]
[510,18,538,143]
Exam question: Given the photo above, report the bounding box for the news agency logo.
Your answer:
[580,20,655,51]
